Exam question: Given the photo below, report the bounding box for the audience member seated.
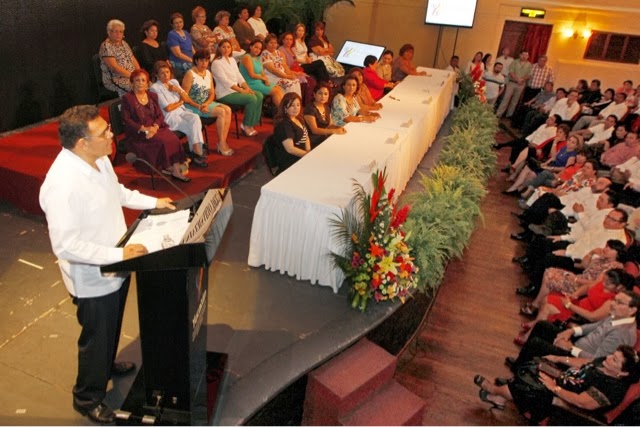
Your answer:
[272,93,311,171]
[247,5,268,40]
[239,39,284,108]
[377,50,395,82]
[573,92,628,131]
[211,39,262,137]
[212,10,245,59]
[167,12,195,78]
[190,6,216,55]
[291,23,331,85]
[99,19,140,96]
[575,78,589,98]
[261,34,302,97]
[601,130,640,169]
[519,156,595,200]
[575,114,617,159]
[308,22,345,78]
[522,240,626,317]
[231,5,254,52]
[392,43,427,81]
[149,60,207,166]
[278,32,317,103]
[303,83,346,146]
[349,68,382,111]
[363,55,396,101]
[580,87,614,118]
[331,74,380,126]
[473,345,639,424]
[522,89,580,136]
[135,20,168,75]
[120,69,189,182]
[612,157,640,207]
[518,88,566,132]
[579,79,603,105]
[465,51,485,75]
[483,63,505,105]
[618,80,635,97]
[180,50,233,156]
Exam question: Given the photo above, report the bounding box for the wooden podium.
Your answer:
[101,189,232,425]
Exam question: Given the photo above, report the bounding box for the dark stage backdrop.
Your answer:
[0,0,236,132]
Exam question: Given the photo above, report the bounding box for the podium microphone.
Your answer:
[125,153,197,217]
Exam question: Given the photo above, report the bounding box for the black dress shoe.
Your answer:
[502,189,520,197]
[73,402,116,424]
[516,285,537,296]
[112,361,136,376]
[510,232,529,242]
[505,356,517,370]
[494,377,510,386]
[512,255,529,265]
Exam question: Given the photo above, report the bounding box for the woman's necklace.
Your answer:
[177,30,186,40]
[136,91,148,104]
[195,67,207,77]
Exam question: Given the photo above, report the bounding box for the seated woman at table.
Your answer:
[190,6,216,55]
[99,19,140,96]
[239,39,284,108]
[261,33,302,97]
[279,31,316,103]
[392,43,427,81]
[231,5,254,52]
[377,50,394,82]
[291,23,332,85]
[211,39,263,136]
[149,60,208,166]
[331,74,380,127]
[349,68,382,111]
[135,20,168,75]
[167,12,195,78]
[308,22,345,78]
[363,55,395,101]
[273,92,311,171]
[121,69,190,182]
[304,83,346,146]
[473,345,640,423]
[181,50,233,156]
[212,10,245,59]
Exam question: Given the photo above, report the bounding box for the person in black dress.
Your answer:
[272,92,311,171]
[135,20,169,75]
[303,83,345,146]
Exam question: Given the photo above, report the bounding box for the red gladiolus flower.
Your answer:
[390,205,411,229]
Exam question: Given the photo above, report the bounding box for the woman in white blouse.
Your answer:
[247,5,268,40]
[211,40,263,136]
[291,23,331,84]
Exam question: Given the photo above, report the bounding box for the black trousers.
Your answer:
[525,237,575,291]
[300,60,330,83]
[514,320,571,369]
[521,193,565,226]
[72,277,130,410]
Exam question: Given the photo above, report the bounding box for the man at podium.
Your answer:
[39,105,175,424]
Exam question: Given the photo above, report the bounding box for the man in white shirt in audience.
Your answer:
[573,114,617,146]
[573,92,629,131]
[483,62,505,105]
[495,46,513,79]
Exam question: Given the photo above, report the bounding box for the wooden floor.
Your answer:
[395,135,532,425]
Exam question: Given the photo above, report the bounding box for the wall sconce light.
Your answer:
[563,13,591,39]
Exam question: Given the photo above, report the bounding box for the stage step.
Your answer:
[338,380,426,426]
[302,338,397,426]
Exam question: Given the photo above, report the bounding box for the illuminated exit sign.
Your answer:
[520,8,546,18]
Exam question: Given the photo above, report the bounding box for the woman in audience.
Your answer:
[518,269,634,344]
[518,156,595,199]
[308,22,345,78]
[466,51,485,75]
[99,19,140,96]
[212,10,245,58]
[291,23,332,84]
[261,33,302,97]
[136,20,168,75]
[392,44,427,81]
[304,83,346,146]
[190,6,216,54]
[482,53,493,71]
[363,55,395,101]
[504,133,581,195]
[473,345,639,423]
[211,39,263,136]
[149,60,207,166]
[377,50,394,82]
[331,74,380,126]
[232,5,254,52]
[167,12,195,77]
[121,69,190,182]
[181,51,234,156]
[247,5,269,40]
[272,92,311,171]
[239,39,284,108]
[522,239,627,317]
[278,31,317,103]
[506,123,569,181]
[349,68,382,111]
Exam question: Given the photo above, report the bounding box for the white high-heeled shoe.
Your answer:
[240,123,257,136]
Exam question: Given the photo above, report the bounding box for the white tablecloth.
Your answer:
[248,68,454,292]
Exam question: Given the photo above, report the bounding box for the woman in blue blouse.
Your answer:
[167,12,195,78]
[331,74,379,127]
[239,39,284,108]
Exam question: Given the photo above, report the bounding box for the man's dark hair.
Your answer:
[58,105,100,150]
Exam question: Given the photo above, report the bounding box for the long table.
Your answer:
[248,68,454,292]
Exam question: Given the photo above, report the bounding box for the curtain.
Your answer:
[522,24,552,63]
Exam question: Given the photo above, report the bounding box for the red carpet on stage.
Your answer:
[0,105,269,224]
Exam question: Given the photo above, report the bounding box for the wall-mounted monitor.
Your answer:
[424,0,479,28]
[335,40,386,68]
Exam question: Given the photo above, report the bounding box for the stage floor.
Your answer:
[0,116,450,426]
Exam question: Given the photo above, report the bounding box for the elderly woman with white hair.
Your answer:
[99,19,140,96]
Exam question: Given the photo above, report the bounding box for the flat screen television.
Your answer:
[335,40,386,68]
[424,0,478,28]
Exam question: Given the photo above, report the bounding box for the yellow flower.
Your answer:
[377,254,398,275]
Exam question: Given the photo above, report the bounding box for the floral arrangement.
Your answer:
[469,63,487,103]
[329,169,419,311]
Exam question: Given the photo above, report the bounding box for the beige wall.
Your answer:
[325,0,640,91]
